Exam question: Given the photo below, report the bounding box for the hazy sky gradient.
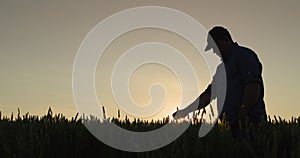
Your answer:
[0,0,299,119]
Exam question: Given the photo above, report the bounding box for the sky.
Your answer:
[0,0,299,120]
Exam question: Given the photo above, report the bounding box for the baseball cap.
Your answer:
[204,26,231,51]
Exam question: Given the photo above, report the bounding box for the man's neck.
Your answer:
[221,42,235,62]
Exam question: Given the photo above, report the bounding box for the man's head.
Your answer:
[205,26,234,56]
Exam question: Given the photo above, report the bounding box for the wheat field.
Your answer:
[0,107,299,158]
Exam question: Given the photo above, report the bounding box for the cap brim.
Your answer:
[204,44,212,52]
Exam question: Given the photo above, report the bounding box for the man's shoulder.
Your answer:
[236,44,256,55]
[235,44,258,59]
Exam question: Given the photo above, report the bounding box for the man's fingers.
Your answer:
[173,110,188,119]
[172,111,177,118]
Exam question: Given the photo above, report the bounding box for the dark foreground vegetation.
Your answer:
[0,108,299,158]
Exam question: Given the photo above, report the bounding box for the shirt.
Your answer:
[203,43,267,124]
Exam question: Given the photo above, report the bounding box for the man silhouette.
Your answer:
[173,26,267,139]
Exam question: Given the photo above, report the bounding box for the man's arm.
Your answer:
[242,82,260,110]
[173,85,211,118]
[237,50,263,119]
[198,85,212,109]
[239,82,260,120]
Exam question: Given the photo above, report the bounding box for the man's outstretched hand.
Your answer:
[172,109,189,119]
